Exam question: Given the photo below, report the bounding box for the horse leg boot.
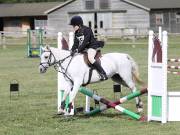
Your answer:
[67,81,82,113]
[132,87,143,113]
[123,77,143,113]
[60,89,71,113]
[92,61,108,81]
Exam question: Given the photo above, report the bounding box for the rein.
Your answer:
[56,55,74,85]
[40,49,74,85]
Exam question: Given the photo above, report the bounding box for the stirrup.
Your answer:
[100,74,108,81]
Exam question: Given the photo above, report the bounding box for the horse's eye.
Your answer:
[45,56,48,59]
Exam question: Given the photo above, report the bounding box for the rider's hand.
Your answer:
[71,49,78,56]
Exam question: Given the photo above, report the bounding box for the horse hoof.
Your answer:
[58,108,66,114]
[57,111,64,115]
[137,108,143,113]
[64,112,74,116]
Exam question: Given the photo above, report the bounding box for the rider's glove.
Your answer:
[70,49,78,56]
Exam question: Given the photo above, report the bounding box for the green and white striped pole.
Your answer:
[87,88,147,115]
[79,87,146,120]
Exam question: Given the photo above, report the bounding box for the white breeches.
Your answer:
[87,48,97,64]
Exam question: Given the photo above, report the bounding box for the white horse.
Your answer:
[39,45,144,114]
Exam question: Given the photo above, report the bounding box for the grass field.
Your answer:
[0,38,180,135]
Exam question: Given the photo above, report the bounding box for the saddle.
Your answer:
[82,50,102,86]
[83,50,102,67]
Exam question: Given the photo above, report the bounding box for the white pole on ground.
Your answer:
[85,95,91,112]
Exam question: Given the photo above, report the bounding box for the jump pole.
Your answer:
[57,32,91,115]
[79,87,145,120]
[57,32,75,115]
[86,88,147,115]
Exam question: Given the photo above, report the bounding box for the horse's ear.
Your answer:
[45,45,50,50]
[41,46,45,52]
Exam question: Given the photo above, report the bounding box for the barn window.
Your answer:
[99,0,110,9]
[85,0,94,10]
[176,12,180,24]
[35,19,47,30]
[89,21,92,28]
[100,21,103,28]
[155,14,163,25]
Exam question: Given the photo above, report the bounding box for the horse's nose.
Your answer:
[40,67,43,73]
[39,65,44,73]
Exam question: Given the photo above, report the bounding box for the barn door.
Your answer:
[81,13,94,30]
[0,18,3,31]
[97,13,112,35]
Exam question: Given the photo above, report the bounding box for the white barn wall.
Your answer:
[47,0,150,37]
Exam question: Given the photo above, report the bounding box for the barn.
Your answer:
[46,0,150,37]
[46,0,180,36]
[131,0,180,33]
[0,0,180,37]
[0,2,59,32]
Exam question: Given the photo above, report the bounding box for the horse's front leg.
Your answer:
[67,80,82,113]
[60,89,71,111]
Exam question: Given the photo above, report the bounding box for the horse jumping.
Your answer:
[39,45,144,115]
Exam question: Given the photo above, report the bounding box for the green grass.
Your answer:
[0,38,180,135]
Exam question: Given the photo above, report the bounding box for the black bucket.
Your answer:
[10,80,19,98]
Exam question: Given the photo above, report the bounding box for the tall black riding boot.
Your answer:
[93,61,108,81]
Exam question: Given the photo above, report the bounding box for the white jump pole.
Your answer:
[57,32,74,115]
[158,26,162,42]
[68,31,91,113]
[57,32,91,114]
[68,32,74,50]
[57,32,62,114]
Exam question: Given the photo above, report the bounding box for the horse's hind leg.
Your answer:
[117,71,143,113]
[132,87,143,113]
[127,80,143,113]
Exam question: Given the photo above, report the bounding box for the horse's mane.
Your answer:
[50,47,71,58]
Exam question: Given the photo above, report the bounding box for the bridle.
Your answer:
[40,49,74,84]
[39,50,57,71]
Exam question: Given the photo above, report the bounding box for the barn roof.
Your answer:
[44,0,75,14]
[0,2,60,17]
[0,0,180,17]
[123,0,180,9]
[45,0,180,14]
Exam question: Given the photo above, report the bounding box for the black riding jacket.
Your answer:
[71,25,103,53]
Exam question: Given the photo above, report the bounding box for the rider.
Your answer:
[69,16,108,81]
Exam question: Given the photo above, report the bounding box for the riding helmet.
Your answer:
[69,16,83,26]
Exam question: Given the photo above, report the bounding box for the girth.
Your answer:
[82,50,102,86]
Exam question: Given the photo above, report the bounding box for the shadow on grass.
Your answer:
[52,112,145,122]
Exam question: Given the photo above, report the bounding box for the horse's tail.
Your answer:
[127,55,144,84]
